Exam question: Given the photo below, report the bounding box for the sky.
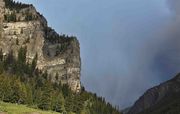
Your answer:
[16,0,180,109]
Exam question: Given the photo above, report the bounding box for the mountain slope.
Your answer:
[128,73,180,114]
[138,91,180,114]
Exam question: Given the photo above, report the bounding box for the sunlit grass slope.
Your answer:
[0,102,59,114]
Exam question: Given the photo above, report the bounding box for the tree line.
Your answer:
[0,47,121,114]
[4,0,29,10]
[4,0,37,22]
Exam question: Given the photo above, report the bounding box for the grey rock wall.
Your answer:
[0,0,81,92]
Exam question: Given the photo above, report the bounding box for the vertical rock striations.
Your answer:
[0,0,81,92]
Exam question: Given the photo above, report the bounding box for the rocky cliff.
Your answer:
[0,0,81,92]
[128,73,180,114]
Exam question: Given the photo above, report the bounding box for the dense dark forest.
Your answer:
[0,47,121,114]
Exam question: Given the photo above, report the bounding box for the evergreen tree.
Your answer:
[10,78,25,104]
[18,47,27,66]
[62,84,71,97]
[0,49,3,61]
[65,95,74,112]
[55,72,59,81]
[0,62,4,74]
[5,50,15,65]
[38,81,53,110]
[31,53,38,72]
[52,93,65,113]
[0,75,5,101]
[2,78,12,102]
[17,46,27,74]
[20,83,28,104]
[25,84,33,105]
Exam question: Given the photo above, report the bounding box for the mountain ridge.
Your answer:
[128,73,180,114]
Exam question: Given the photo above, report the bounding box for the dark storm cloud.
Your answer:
[152,0,180,80]
[103,0,180,108]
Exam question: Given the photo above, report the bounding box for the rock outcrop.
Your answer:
[128,73,180,114]
[0,0,81,92]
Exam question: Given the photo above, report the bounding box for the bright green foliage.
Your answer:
[0,101,59,114]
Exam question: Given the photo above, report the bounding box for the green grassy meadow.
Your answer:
[0,102,60,114]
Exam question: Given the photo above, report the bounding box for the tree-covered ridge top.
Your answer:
[4,0,31,10]
[3,0,38,22]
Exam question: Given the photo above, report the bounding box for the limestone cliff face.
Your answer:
[0,0,81,92]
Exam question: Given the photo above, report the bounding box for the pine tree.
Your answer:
[52,93,66,113]
[4,50,15,67]
[55,72,59,81]
[25,84,33,105]
[0,49,3,61]
[19,83,28,104]
[0,61,4,74]
[10,78,24,104]
[17,46,27,74]
[0,75,5,101]
[18,47,27,66]
[3,81,12,102]
[62,84,71,97]
[65,95,74,112]
[38,81,53,110]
